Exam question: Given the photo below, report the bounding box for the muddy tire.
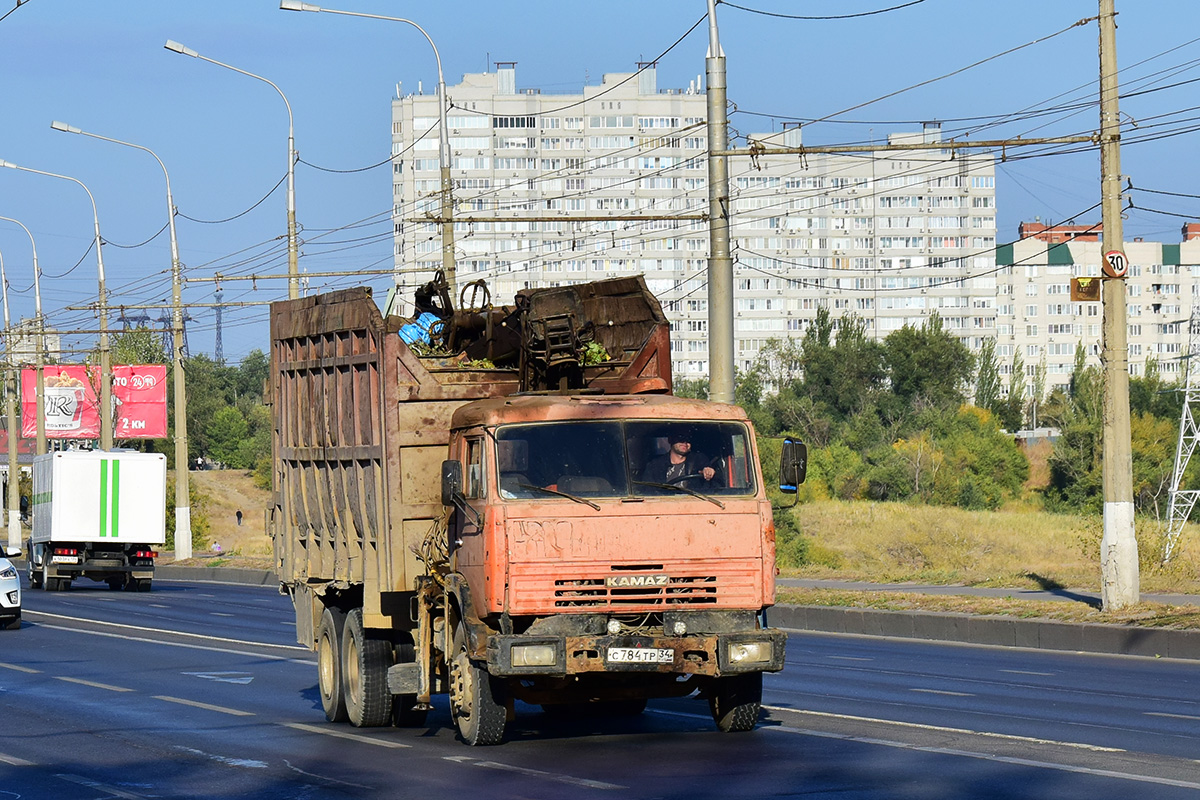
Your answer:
[342,608,392,728]
[709,672,762,733]
[449,624,506,745]
[391,632,429,728]
[317,606,348,723]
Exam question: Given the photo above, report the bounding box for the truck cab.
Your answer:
[441,394,785,731]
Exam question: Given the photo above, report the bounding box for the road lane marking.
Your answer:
[0,751,35,766]
[829,656,873,662]
[56,773,149,799]
[281,722,411,748]
[32,620,313,664]
[0,662,41,673]
[149,604,169,609]
[1146,711,1200,721]
[1000,669,1055,676]
[653,710,1200,791]
[154,696,256,716]
[444,756,625,790]
[211,612,235,617]
[57,676,135,693]
[25,610,306,651]
[910,688,974,697]
[751,707,1126,752]
[184,671,254,685]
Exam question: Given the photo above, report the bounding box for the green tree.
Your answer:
[800,308,886,422]
[998,350,1025,431]
[974,338,1001,413]
[111,327,167,365]
[883,312,975,409]
[235,349,269,402]
[208,405,250,467]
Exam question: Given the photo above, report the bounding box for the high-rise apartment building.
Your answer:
[996,223,1200,398]
[391,64,1200,396]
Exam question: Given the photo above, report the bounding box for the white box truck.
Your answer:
[26,451,166,592]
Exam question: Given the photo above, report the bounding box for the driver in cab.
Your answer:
[639,428,716,490]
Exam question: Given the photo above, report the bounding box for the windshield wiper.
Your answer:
[517,483,601,510]
[632,481,725,509]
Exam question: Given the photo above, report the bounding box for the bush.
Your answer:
[774,506,809,568]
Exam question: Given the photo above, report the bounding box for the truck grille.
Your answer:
[553,575,719,607]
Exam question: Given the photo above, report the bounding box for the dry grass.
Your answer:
[778,587,1200,630]
[169,469,273,569]
[784,499,1200,595]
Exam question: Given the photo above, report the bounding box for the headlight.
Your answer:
[728,641,772,665]
[511,644,558,668]
[0,566,16,580]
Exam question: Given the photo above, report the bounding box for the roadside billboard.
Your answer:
[20,364,168,439]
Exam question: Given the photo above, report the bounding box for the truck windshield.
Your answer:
[496,420,757,500]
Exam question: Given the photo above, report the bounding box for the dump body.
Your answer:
[27,451,165,591]
[270,278,786,742]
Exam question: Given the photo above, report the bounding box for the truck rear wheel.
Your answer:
[449,624,506,746]
[341,608,391,728]
[708,672,762,733]
[317,606,348,723]
[391,633,429,728]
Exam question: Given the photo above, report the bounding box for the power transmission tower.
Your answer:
[1164,307,1200,562]
[157,310,192,358]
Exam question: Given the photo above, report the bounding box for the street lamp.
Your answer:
[0,214,45,458]
[50,121,193,560]
[0,159,113,450]
[163,39,300,300]
[0,247,17,551]
[278,0,456,293]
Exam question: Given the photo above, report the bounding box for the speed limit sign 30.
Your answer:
[1104,249,1128,278]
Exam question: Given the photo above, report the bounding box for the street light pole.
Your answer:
[705,0,734,404]
[1098,0,1138,610]
[0,160,112,450]
[164,40,300,300]
[50,122,193,560]
[0,215,45,457]
[0,248,18,552]
[278,0,456,293]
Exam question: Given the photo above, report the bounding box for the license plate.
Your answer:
[606,647,674,664]
[51,555,79,564]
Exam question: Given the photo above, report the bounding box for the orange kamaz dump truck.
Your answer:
[268,275,804,745]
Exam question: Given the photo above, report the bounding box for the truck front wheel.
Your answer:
[317,606,348,723]
[708,672,763,733]
[341,608,391,728]
[448,625,506,746]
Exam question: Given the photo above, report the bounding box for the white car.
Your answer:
[1,547,21,630]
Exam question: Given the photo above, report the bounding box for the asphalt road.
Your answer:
[1,578,1198,799]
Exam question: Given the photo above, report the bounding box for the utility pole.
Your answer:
[706,0,734,404]
[1098,0,1138,610]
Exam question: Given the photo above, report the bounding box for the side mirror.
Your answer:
[779,438,807,493]
[441,460,463,507]
[4,546,19,559]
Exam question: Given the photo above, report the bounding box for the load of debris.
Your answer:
[394,271,671,393]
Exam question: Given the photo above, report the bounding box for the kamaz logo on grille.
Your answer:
[605,574,669,588]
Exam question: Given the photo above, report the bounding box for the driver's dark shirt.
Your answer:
[639,450,713,488]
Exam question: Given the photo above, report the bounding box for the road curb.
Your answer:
[156,564,280,586]
[770,604,1200,661]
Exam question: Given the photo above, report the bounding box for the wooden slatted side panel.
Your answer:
[271,290,387,594]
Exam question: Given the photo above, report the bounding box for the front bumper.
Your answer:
[486,629,787,678]
[0,580,20,614]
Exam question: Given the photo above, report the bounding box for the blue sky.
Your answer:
[1,0,1197,362]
